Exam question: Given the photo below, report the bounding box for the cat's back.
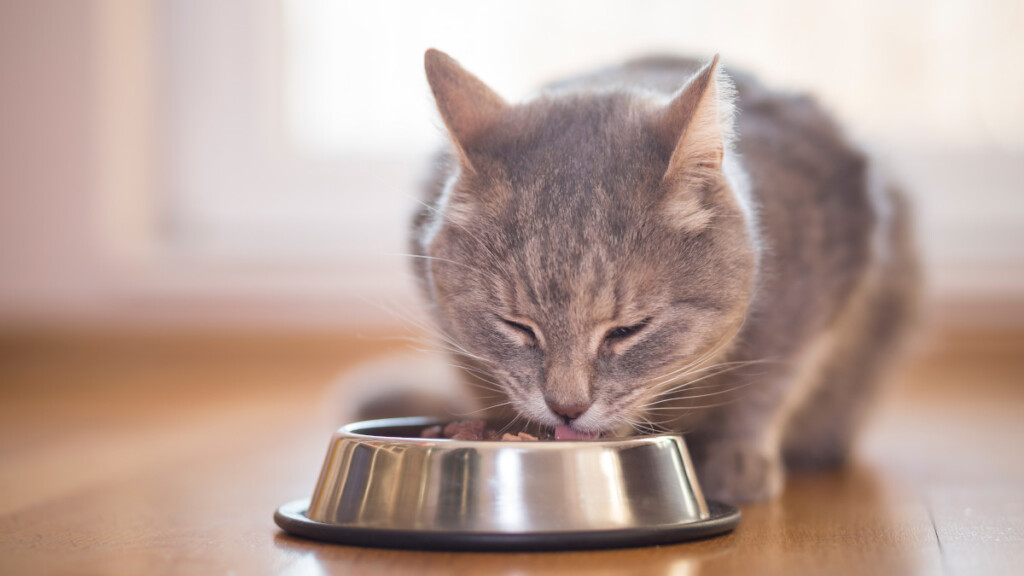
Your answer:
[547,54,877,253]
[547,55,869,200]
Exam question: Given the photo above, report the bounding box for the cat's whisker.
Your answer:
[437,357,497,378]
[405,341,496,369]
[648,393,754,412]
[453,378,504,395]
[397,320,498,368]
[610,357,757,411]
[435,367,505,392]
[497,413,524,436]
[611,413,641,433]
[656,379,752,395]
[349,332,421,344]
[644,364,753,403]
[358,296,437,336]
[401,190,509,273]
[361,299,508,402]
[648,359,773,399]
[640,378,762,410]
[612,358,772,425]
[423,328,497,366]
[393,333,495,368]
[384,252,476,271]
[643,324,748,387]
[354,294,442,343]
[649,355,777,393]
[677,322,750,367]
[676,379,762,402]
[629,417,666,437]
[647,357,772,391]
[438,363,506,392]
[610,407,656,432]
[628,412,671,436]
[450,400,513,417]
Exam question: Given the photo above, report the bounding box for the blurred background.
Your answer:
[2,0,1023,333]
[2,2,1023,572]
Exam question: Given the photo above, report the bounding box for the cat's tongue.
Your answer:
[554,424,599,441]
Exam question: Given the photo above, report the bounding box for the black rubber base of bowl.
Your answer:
[274,498,740,552]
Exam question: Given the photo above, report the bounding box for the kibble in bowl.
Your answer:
[419,419,539,441]
[419,419,600,441]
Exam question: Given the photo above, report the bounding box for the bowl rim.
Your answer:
[284,416,734,550]
[276,497,741,551]
[335,416,685,448]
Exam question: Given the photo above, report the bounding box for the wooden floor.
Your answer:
[0,326,1021,575]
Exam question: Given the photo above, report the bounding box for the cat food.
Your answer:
[419,420,541,441]
[443,420,493,441]
[419,420,599,441]
[501,432,540,441]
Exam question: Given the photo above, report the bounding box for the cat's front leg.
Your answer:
[683,372,798,503]
[692,436,785,503]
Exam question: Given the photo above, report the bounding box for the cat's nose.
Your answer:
[546,401,589,423]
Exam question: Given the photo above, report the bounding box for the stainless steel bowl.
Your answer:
[275,417,739,550]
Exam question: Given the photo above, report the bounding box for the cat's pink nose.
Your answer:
[546,401,589,422]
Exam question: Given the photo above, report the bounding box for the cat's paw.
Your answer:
[696,441,784,503]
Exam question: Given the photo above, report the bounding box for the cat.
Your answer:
[398,49,917,502]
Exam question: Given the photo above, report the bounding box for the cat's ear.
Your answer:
[425,49,508,171]
[653,55,736,185]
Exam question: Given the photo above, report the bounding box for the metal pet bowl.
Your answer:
[275,417,740,551]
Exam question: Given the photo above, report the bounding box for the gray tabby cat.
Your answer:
[407,49,917,502]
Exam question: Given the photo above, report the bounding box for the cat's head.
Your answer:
[418,49,757,435]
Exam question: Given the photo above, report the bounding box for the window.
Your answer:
[149,0,1023,315]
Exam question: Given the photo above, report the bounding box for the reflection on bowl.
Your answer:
[275,417,740,551]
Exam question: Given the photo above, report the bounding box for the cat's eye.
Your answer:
[603,318,651,346]
[499,317,538,345]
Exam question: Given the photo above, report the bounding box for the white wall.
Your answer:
[0,0,1022,330]
[0,0,107,324]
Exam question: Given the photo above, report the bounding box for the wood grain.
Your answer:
[0,327,1021,575]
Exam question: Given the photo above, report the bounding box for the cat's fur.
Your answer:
[403,49,917,502]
